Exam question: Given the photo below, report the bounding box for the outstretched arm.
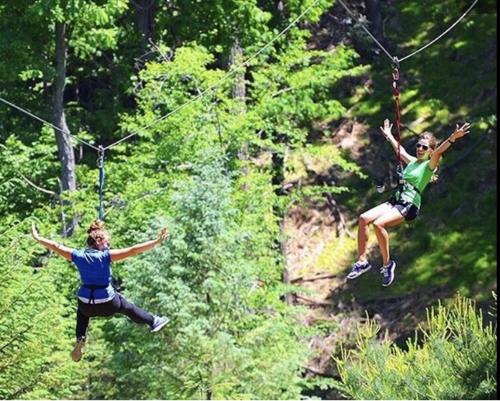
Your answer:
[380,119,415,164]
[110,228,168,262]
[429,122,471,170]
[31,223,73,261]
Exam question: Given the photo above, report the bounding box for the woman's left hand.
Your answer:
[452,122,471,140]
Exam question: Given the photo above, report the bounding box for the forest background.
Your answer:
[0,0,496,399]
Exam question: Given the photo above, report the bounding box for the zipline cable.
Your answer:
[398,0,480,62]
[0,0,480,221]
[1,0,478,153]
[0,96,100,151]
[336,0,479,188]
[336,0,396,63]
[336,0,479,64]
[104,0,323,151]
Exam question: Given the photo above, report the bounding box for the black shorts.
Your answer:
[388,197,419,221]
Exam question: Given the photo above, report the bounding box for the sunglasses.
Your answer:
[416,143,429,150]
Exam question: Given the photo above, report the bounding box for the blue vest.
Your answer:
[72,249,115,302]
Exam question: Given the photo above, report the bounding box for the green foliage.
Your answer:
[0,0,131,145]
[0,0,496,398]
[86,151,312,399]
[250,45,363,148]
[26,0,128,59]
[156,0,271,56]
[0,131,60,217]
[121,45,232,165]
[0,222,85,399]
[335,295,497,399]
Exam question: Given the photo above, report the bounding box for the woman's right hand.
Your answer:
[379,119,394,140]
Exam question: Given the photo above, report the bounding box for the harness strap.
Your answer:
[97,146,105,221]
[392,60,406,190]
[395,181,422,202]
[82,284,109,305]
[392,61,403,169]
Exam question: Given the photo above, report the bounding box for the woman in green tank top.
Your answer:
[347,119,471,287]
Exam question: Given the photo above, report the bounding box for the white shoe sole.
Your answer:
[382,263,396,287]
[347,266,372,280]
[382,279,394,287]
[151,318,170,333]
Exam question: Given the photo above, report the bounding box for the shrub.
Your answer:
[335,295,497,400]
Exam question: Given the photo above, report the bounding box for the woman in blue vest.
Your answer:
[31,220,169,362]
[346,119,470,287]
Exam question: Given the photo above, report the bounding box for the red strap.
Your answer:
[392,67,402,166]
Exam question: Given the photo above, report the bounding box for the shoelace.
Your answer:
[380,267,389,277]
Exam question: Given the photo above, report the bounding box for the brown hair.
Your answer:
[86,219,110,248]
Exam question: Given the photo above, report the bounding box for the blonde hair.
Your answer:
[86,220,110,248]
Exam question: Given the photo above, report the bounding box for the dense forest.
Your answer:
[0,0,496,399]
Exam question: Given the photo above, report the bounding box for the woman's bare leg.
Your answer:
[372,209,405,265]
[357,202,394,261]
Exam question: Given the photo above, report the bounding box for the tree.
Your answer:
[0,220,86,399]
[365,0,385,46]
[85,151,312,399]
[0,0,128,233]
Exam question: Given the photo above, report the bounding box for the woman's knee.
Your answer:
[359,213,371,226]
[117,296,137,313]
[372,219,386,231]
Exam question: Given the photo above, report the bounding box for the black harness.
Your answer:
[392,181,422,207]
[398,180,422,196]
[81,284,110,304]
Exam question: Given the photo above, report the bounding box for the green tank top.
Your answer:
[396,159,434,208]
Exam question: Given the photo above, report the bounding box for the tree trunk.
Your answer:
[365,0,385,46]
[280,219,293,305]
[277,0,285,19]
[271,149,286,195]
[272,147,293,305]
[229,39,248,162]
[54,21,77,237]
[325,193,347,237]
[134,0,156,55]
[230,39,246,102]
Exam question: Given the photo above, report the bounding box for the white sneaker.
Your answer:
[347,261,372,279]
[381,260,396,287]
[150,316,169,333]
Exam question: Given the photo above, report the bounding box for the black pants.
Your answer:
[76,293,155,339]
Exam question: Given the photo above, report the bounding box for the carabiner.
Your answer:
[97,145,105,169]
